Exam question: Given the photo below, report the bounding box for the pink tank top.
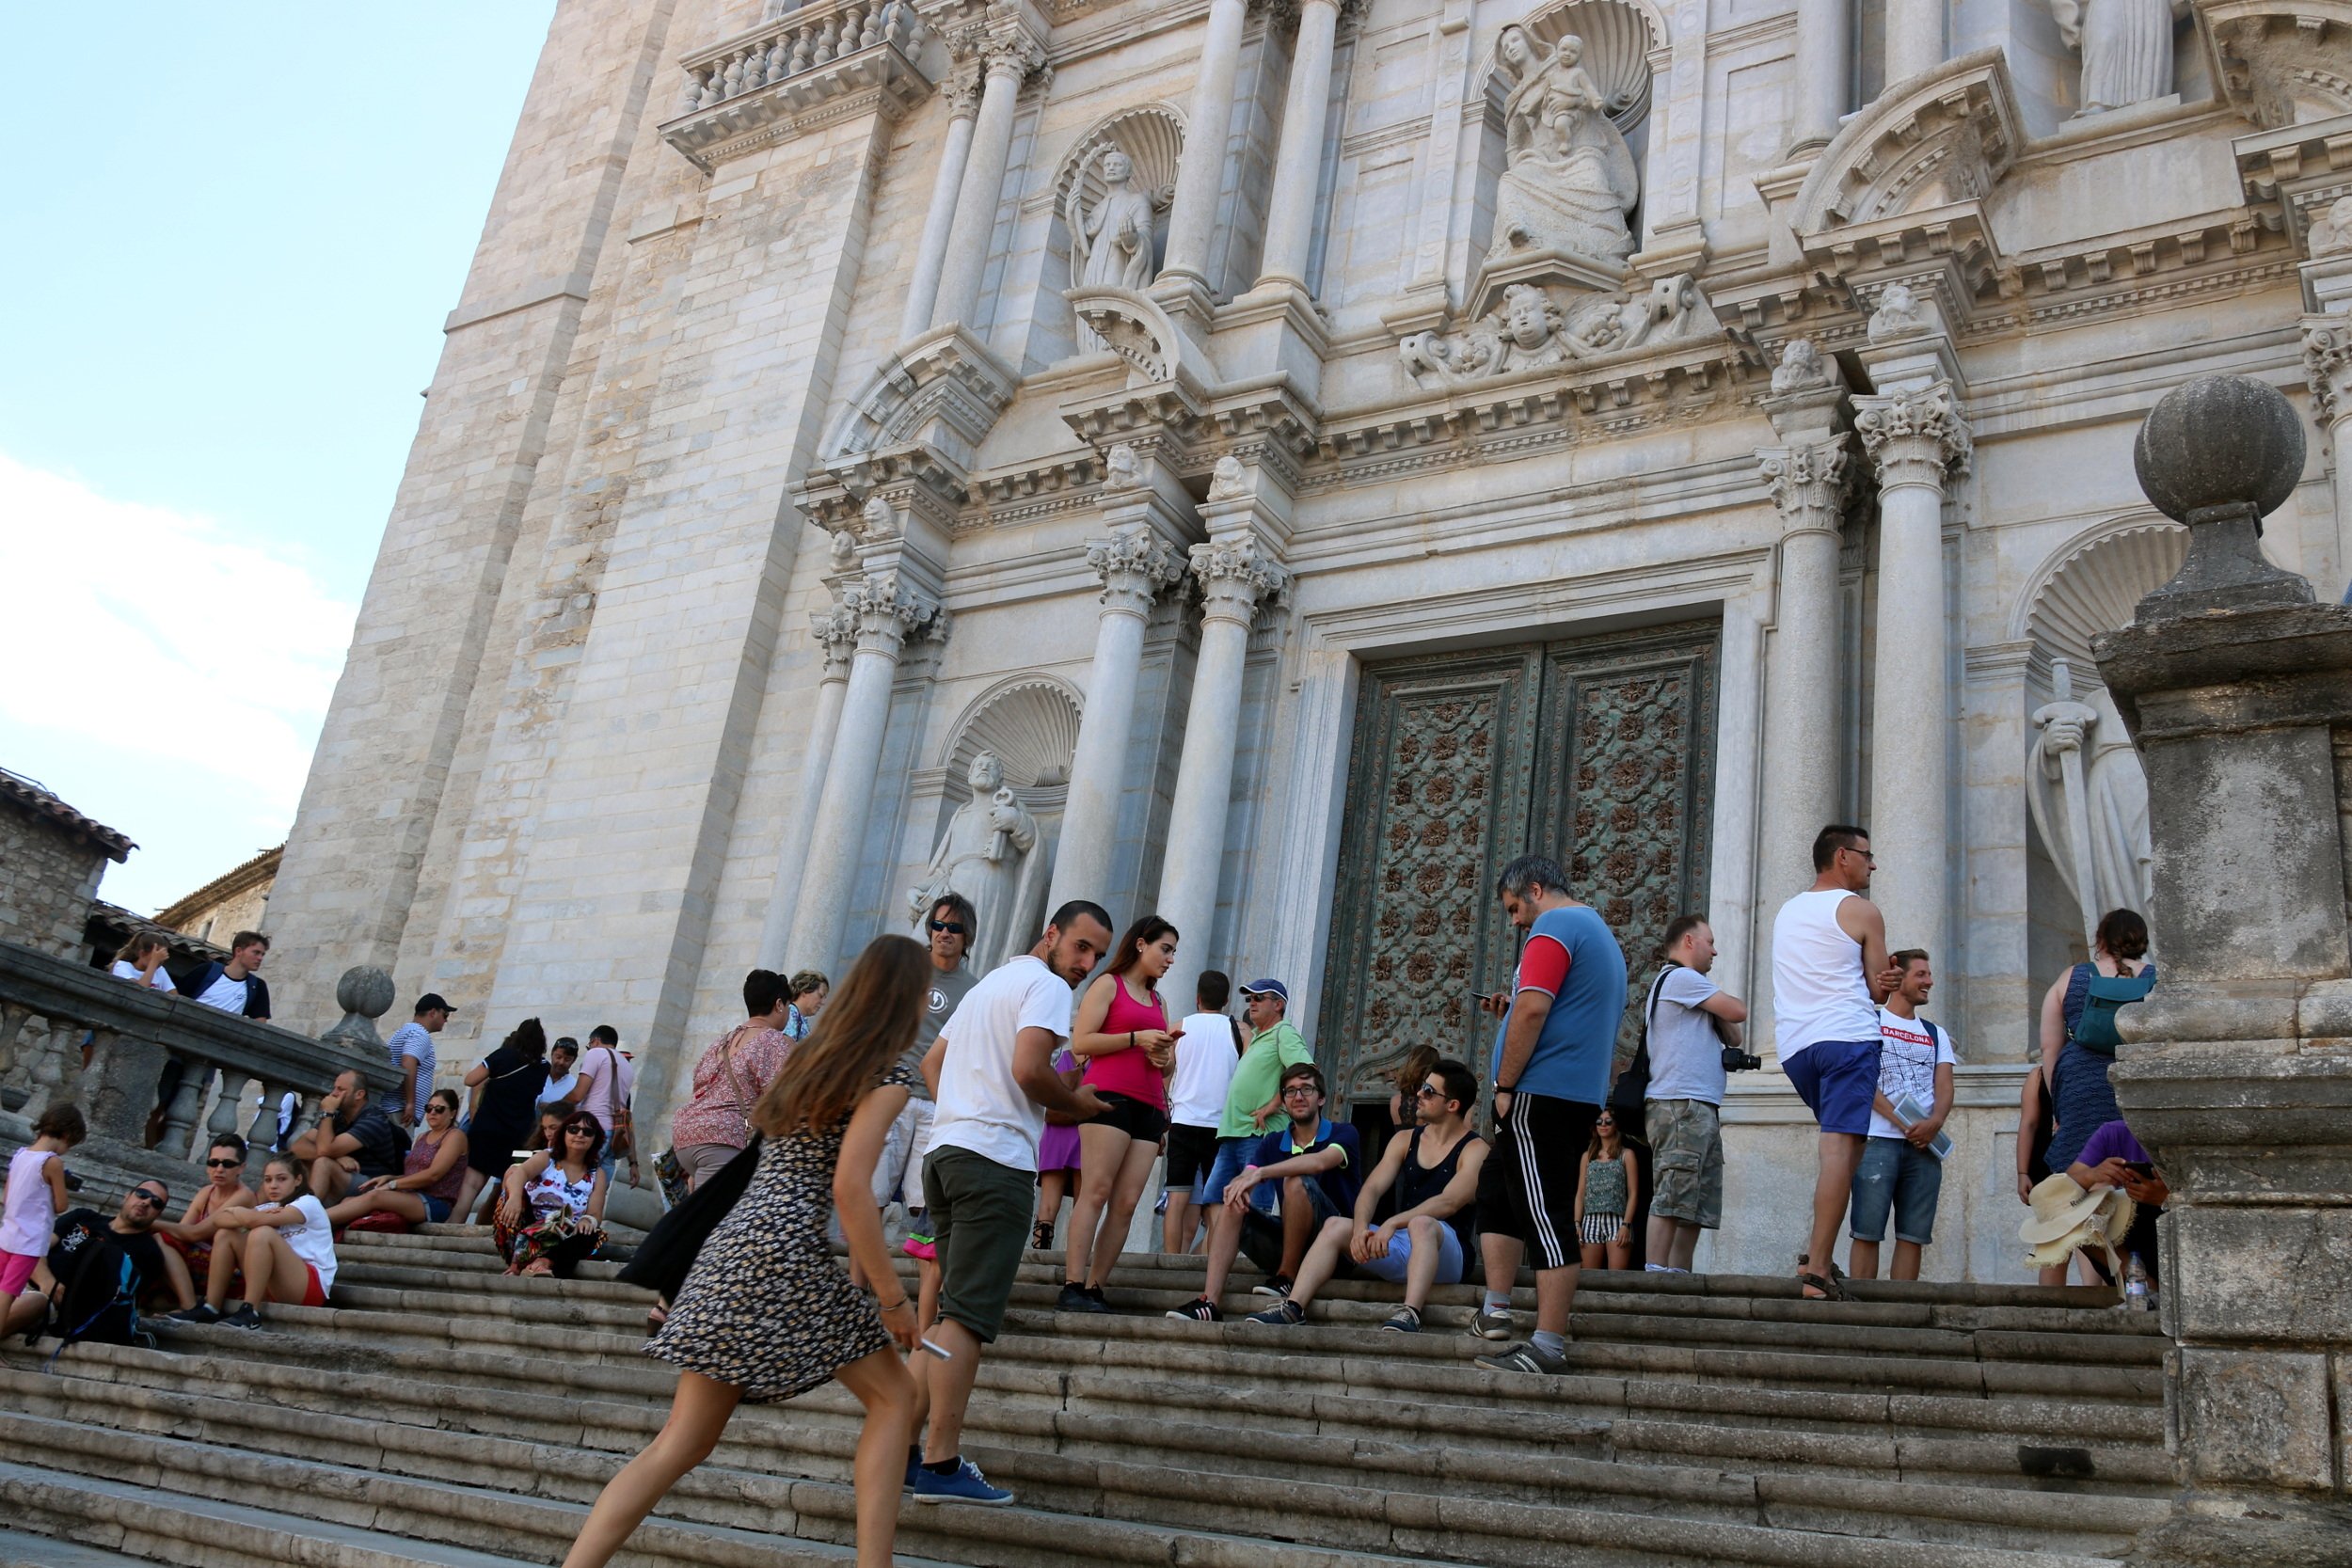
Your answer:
[1083,978,1170,1111]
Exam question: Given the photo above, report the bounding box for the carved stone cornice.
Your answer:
[663,0,935,171]
[2302,312,2352,422]
[841,569,946,657]
[1788,51,2022,239]
[1086,530,1184,617]
[1756,436,1853,534]
[1188,535,1291,626]
[1853,384,1972,488]
[2198,1,2352,130]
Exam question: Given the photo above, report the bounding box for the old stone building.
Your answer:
[0,768,132,959]
[265,0,2352,1276]
[153,844,281,950]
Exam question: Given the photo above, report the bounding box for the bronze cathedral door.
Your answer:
[1316,620,1720,1110]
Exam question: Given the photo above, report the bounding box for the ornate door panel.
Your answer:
[1319,622,1719,1106]
[1317,649,1543,1103]
[1532,623,1720,1076]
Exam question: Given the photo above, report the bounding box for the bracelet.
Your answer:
[876,1295,910,1311]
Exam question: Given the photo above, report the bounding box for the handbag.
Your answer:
[618,1135,762,1301]
[656,1032,762,1207]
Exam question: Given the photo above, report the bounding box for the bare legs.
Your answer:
[919,1318,983,1463]
[1280,1215,1356,1307]
[1162,1187,1200,1256]
[1032,1169,1070,1247]
[1066,1129,1159,1291]
[326,1187,429,1228]
[453,1168,490,1225]
[1803,1132,1864,1296]
[1645,1215,1702,1271]
[308,1158,358,1205]
[1199,1177,1317,1304]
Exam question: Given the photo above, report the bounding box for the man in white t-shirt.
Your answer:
[1641,915,1749,1274]
[911,899,1111,1507]
[563,1026,638,1186]
[185,932,272,1021]
[1848,950,1956,1283]
[537,1038,580,1113]
[1163,969,1245,1255]
[109,932,177,993]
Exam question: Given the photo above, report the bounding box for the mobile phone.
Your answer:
[2123,1160,2154,1178]
[919,1337,954,1361]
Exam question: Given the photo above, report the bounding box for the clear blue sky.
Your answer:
[0,4,556,915]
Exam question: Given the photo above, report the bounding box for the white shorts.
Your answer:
[872,1097,935,1212]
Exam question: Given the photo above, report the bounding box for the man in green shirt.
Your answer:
[1193,979,1315,1207]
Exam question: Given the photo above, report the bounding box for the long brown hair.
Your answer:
[1106,914,1177,986]
[1390,1044,1441,1106]
[755,935,928,1136]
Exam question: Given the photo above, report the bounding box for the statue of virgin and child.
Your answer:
[1488,24,1641,267]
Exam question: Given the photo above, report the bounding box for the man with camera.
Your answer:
[1640,915,1750,1274]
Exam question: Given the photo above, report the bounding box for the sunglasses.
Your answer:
[929,920,968,936]
[205,1157,243,1168]
[564,1126,596,1137]
[127,1189,165,1206]
[425,1103,453,1115]
[1414,1085,1444,1100]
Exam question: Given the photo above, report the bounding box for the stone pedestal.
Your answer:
[2090,374,2352,1565]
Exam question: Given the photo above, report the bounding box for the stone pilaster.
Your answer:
[2301,313,2352,594]
[929,16,1048,332]
[898,62,983,342]
[1154,0,1250,311]
[756,597,863,965]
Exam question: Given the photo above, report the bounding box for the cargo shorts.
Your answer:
[1645,1096,1724,1229]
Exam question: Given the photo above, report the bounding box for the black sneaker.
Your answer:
[1244,1299,1304,1326]
[1250,1275,1293,1299]
[219,1305,265,1331]
[1057,1282,1109,1314]
[167,1304,220,1325]
[1086,1284,1113,1313]
[1165,1296,1221,1322]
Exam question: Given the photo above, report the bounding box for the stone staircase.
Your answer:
[0,1223,2174,1568]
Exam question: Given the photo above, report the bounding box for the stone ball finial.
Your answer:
[2133,374,2304,525]
[336,965,396,1021]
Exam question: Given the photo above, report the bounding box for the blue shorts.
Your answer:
[1784,1037,1881,1137]
[421,1195,453,1225]
[1849,1135,1944,1244]
[1355,1220,1467,1287]
[1197,1136,1267,1211]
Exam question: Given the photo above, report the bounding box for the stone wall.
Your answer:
[0,806,108,959]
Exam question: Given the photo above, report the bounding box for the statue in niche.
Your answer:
[906,751,1040,967]
[1487,26,1640,266]
[1066,148,1157,293]
[2027,661,2154,944]
[2042,0,2188,116]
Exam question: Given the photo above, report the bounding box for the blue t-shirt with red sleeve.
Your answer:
[1491,903,1629,1106]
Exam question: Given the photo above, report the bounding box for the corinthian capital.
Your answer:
[2303,314,2352,424]
[939,58,984,118]
[1756,435,1851,531]
[811,600,861,677]
[976,20,1046,79]
[1087,530,1183,617]
[1189,536,1290,625]
[841,569,944,657]
[1853,384,1971,488]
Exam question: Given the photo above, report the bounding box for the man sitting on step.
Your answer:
[4,1179,184,1340]
[1246,1057,1486,1333]
[289,1069,406,1206]
[1167,1062,1362,1322]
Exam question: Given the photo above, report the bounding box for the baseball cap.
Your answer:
[415,993,455,1015]
[1237,978,1289,1006]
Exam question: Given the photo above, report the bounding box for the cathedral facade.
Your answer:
[267,0,2352,1276]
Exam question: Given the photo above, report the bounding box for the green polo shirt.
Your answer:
[1217,1020,1314,1139]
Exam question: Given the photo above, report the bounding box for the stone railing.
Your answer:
[0,938,398,1163]
[662,0,933,170]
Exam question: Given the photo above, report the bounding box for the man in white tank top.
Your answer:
[1770,824,1897,1301]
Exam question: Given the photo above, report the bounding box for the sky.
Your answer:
[0,5,557,916]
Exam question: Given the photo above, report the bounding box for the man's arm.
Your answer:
[562,1053,597,1107]
[1495,989,1552,1099]
[1839,897,1897,1003]
[1351,1131,1411,1227]
[1013,1027,1101,1119]
[1907,1060,1956,1148]
[397,1053,421,1123]
[1246,1144,1346,1181]
[921,1032,948,1100]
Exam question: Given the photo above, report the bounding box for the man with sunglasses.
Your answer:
[877,895,982,1240]
[3,1180,182,1338]
[1771,824,1899,1302]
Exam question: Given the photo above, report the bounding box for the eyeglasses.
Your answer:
[1280,1085,1318,1099]
[929,920,968,936]
[1840,847,1877,863]
[205,1158,243,1168]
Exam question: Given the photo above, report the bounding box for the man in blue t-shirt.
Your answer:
[1470,852,1629,1377]
[1166,1061,1362,1322]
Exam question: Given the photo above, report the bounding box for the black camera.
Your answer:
[1722,1045,1763,1073]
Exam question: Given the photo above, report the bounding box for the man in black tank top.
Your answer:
[1243,1059,1488,1334]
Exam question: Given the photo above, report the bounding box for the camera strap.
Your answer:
[1644,960,1681,1041]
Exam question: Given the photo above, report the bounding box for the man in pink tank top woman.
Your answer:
[1770,824,1900,1302]
[1057,915,1182,1313]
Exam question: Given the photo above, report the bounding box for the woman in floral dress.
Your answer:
[562,935,924,1568]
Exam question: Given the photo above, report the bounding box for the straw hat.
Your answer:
[2019,1173,2137,1265]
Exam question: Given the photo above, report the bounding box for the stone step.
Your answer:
[0,1368,2137,1568]
[0,1526,175,1568]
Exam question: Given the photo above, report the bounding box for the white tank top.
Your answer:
[1771,889,1880,1059]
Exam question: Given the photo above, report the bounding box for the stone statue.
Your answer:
[907,751,1039,966]
[1771,337,1837,395]
[1398,276,1711,387]
[1066,148,1157,293]
[2043,0,2187,116]
[827,528,858,571]
[2028,660,2153,944]
[1103,442,1143,492]
[1488,26,1640,265]
[861,494,900,542]
[1867,282,1929,343]
[1209,454,1250,500]
[2310,196,2352,259]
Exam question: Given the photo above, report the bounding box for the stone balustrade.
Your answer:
[675,0,918,115]
[0,937,398,1164]
[661,0,932,170]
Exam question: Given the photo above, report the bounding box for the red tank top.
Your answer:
[1084,978,1170,1111]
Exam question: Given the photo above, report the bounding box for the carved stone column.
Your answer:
[1154,529,1289,1010]
[1883,0,1944,87]
[2300,313,2352,595]
[900,64,984,341]
[1790,0,1851,155]
[786,570,945,970]
[1756,432,1854,938]
[2092,374,2352,1566]
[759,600,861,964]
[1854,381,1970,964]
[1157,0,1250,301]
[1254,0,1343,293]
[930,24,1045,332]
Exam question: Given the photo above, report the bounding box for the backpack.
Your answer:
[2070,967,2156,1055]
[27,1210,149,1354]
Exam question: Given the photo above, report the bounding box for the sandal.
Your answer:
[523,1259,555,1277]
[1031,1222,1055,1252]
[1798,1270,1849,1302]
[646,1297,669,1333]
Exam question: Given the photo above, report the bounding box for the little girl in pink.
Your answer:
[2,1103,87,1296]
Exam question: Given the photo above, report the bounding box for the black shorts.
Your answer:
[1091,1091,1168,1145]
[1476,1091,1600,1271]
[1163,1123,1218,1188]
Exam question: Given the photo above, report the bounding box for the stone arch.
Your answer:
[1787,50,2025,240]
[941,673,1085,794]
[2015,515,2187,681]
[1478,0,1666,135]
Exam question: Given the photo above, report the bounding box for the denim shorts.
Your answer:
[1785,1037,1881,1137]
[1196,1136,1267,1210]
[421,1194,453,1225]
[1849,1135,1945,1244]
[1354,1219,1466,1287]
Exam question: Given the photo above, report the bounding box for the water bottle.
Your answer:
[2123,1254,2152,1310]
